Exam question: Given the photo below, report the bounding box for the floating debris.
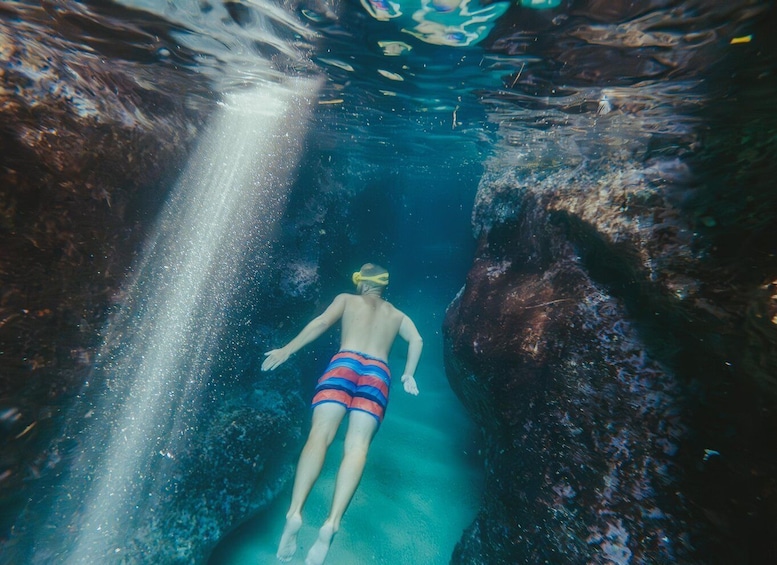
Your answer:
[730,35,753,45]
[14,421,36,440]
[597,92,613,115]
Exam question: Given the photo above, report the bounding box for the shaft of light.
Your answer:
[33,78,319,564]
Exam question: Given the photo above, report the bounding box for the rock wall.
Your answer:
[1,1,213,535]
[445,145,777,563]
[1,30,381,551]
[0,4,350,560]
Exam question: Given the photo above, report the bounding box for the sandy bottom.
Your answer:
[209,300,483,565]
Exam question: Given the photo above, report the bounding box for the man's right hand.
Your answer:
[262,348,290,371]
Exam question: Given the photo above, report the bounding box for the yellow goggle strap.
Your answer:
[352,271,389,286]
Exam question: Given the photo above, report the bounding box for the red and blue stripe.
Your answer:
[312,350,392,423]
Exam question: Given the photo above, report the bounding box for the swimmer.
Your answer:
[263,263,423,565]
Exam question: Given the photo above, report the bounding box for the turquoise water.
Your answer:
[209,290,482,564]
[2,0,776,563]
[206,128,485,562]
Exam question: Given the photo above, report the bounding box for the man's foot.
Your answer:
[304,522,336,565]
[276,513,302,562]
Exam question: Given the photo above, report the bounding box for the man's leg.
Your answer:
[305,410,378,565]
[277,402,346,562]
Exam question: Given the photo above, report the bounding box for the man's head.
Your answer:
[352,263,389,295]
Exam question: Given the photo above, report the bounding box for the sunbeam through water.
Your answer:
[28,79,320,564]
[4,0,777,563]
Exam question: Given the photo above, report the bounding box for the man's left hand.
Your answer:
[401,374,419,396]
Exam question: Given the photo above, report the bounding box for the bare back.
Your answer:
[338,294,405,361]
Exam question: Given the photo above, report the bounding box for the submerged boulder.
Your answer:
[445,195,693,564]
[445,140,777,563]
[446,3,777,555]
[1,1,212,537]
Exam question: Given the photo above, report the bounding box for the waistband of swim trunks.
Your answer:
[336,349,389,366]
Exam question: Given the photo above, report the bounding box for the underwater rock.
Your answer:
[0,57,366,555]
[0,1,212,525]
[445,196,693,563]
[0,5,209,385]
[280,261,321,298]
[125,397,302,564]
[446,145,777,562]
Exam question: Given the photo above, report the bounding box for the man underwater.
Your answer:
[262,263,423,565]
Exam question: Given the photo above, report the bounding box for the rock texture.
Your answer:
[0,3,334,561]
[1,25,380,550]
[1,1,212,532]
[445,136,777,563]
[3,0,776,563]
[445,192,692,564]
[444,1,777,563]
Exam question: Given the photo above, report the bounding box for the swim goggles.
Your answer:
[352,271,389,286]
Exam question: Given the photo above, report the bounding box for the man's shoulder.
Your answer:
[324,293,353,313]
[384,301,406,319]
[333,293,359,308]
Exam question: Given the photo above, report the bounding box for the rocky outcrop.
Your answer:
[445,139,777,563]
[1,18,372,549]
[1,3,335,561]
[1,0,214,533]
[445,0,777,562]
[445,193,694,564]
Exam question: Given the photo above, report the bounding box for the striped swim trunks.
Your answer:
[311,350,392,424]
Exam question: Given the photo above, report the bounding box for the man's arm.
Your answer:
[398,315,423,395]
[261,294,348,371]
